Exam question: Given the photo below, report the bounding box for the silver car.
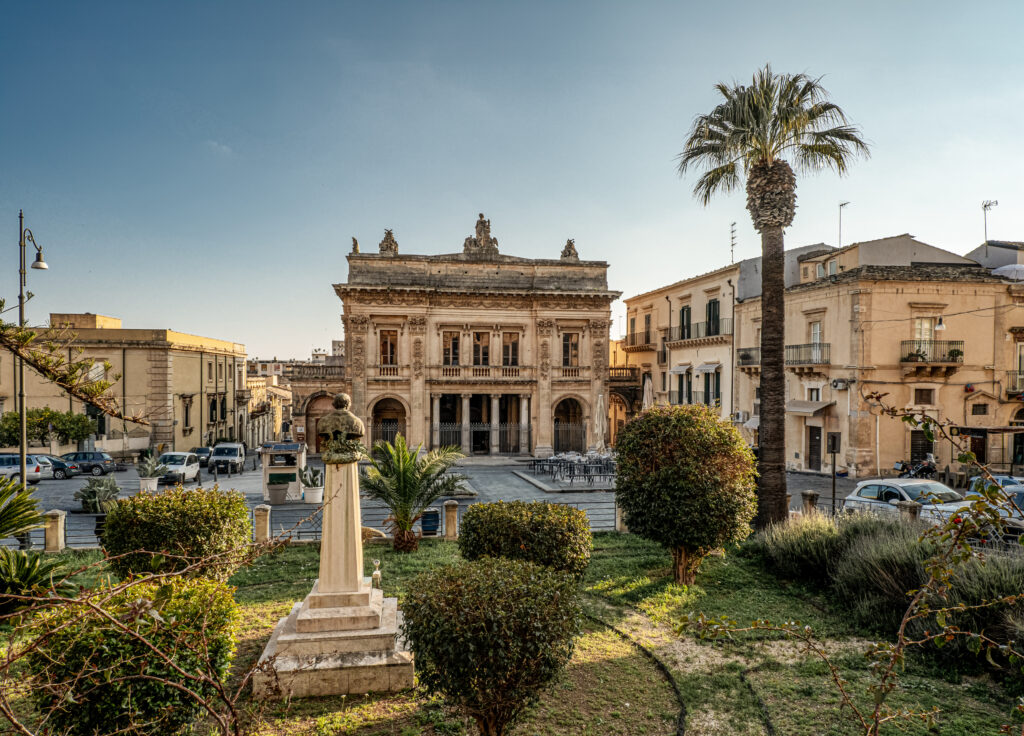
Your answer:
[844,478,969,523]
[0,454,43,485]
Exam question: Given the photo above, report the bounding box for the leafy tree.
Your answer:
[50,409,96,443]
[359,435,465,552]
[676,66,868,527]
[0,408,96,446]
[615,405,757,584]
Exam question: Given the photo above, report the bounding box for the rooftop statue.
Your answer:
[463,212,500,256]
[561,238,579,261]
[317,393,366,464]
[379,229,399,256]
[351,237,359,254]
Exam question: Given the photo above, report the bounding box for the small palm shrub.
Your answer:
[28,577,238,736]
[831,524,932,632]
[102,486,251,581]
[360,435,466,552]
[458,500,592,578]
[74,476,120,513]
[0,476,43,539]
[615,405,757,584]
[0,549,73,619]
[402,557,581,736]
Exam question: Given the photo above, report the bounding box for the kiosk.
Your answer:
[260,442,306,502]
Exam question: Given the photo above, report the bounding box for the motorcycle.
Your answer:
[897,453,937,479]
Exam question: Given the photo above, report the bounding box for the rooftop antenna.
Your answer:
[983,200,998,256]
[838,201,850,248]
[730,222,737,263]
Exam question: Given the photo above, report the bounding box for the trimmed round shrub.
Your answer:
[402,557,581,736]
[458,500,592,578]
[615,405,757,584]
[28,577,238,736]
[102,485,251,581]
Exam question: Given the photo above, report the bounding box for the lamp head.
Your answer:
[935,317,946,331]
[31,250,48,270]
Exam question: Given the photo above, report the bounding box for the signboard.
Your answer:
[826,432,841,455]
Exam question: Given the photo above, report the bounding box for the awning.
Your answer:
[785,400,835,416]
[695,362,720,374]
[743,416,760,430]
[668,363,691,375]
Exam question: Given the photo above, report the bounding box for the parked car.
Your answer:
[41,455,78,479]
[157,452,201,484]
[33,455,54,480]
[189,446,213,467]
[0,453,42,484]
[210,443,245,474]
[844,478,969,523]
[964,476,1024,537]
[61,451,115,476]
[967,475,1023,498]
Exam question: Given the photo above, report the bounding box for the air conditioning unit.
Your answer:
[731,410,749,422]
[831,378,850,390]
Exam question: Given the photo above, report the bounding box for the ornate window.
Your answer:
[502,332,519,366]
[562,333,579,367]
[442,331,460,366]
[379,330,398,366]
[473,332,490,366]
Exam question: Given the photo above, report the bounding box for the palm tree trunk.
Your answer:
[756,224,789,527]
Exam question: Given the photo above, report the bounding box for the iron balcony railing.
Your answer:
[900,340,965,363]
[668,390,694,405]
[737,347,761,366]
[785,343,831,365]
[690,391,721,407]
[625,331,654,348]
[1007,371,1024,393]
[663,318,733,343]
[609,366,641,382]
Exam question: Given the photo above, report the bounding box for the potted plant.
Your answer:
[74,476,120,539]
[946,347,964,362]
[903,349,927,362]
[137,453,168,492]
[266,472,291,505]
[300,465,324,504]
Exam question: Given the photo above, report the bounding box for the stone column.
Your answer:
[460,393,472,454]
[319,462,364,594]
[519,394,530,455]
[444,499,459,540]
[44,509,66,553]
[896,500,922,521]
[431,394,440,449]
[489,394,500,455]
[801,490,820,515]
[253,504,271,544]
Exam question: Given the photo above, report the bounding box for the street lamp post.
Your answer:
[17,210,48,491]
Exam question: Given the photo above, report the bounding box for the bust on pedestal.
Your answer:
[253,393,414,699]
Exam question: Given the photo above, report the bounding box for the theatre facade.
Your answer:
[327,214,619,456]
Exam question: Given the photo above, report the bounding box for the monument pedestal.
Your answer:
[253,462,414,699]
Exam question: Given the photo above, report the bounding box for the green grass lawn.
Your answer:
[35,534,1024,735]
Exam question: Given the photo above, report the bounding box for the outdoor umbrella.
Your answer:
[594,393,606,451]
[642,375,654,411]
[993,264,1024,281]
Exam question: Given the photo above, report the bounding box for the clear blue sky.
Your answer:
[3,1,1023,358]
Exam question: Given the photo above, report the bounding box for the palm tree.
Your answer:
[677,65,868,527]
[360,435,466,552]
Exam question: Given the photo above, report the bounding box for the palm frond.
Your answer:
[0,478,43,539]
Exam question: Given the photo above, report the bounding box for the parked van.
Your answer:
[210,443,245,474]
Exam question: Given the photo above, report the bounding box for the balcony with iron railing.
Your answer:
[785,343,831,373]
[690,390,721,408]
[1007,371,1024,395]
[737,347,760,373]
[663,318,733,345]
[900,340,964,377]
[624,331,655,351]
[609,366,641,383]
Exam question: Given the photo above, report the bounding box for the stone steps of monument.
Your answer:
[297,587,384,632]
[275,597,400,657]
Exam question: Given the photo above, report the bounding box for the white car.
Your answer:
[157,452,201,484]
[844,478,969,523]
[33,455,54,480]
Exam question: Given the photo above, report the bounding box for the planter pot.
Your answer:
[139,477,159,493]
[267,484,289,505]
[303,486,324,504]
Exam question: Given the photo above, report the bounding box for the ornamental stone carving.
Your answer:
[413,338,424,378]
[536,319,554,337]
[347,314,370,330]
[408,316,427,334]
[350,336,366,371]
[539,340,551,378]
[561,238,579,261]
[463,213,500,257]
[379,229,399,256]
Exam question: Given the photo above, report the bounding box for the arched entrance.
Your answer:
[553,398,585,453]
[371,398,407,446]
[305,394,336,453]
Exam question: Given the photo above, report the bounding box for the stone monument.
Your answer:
[253,393,414,698]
